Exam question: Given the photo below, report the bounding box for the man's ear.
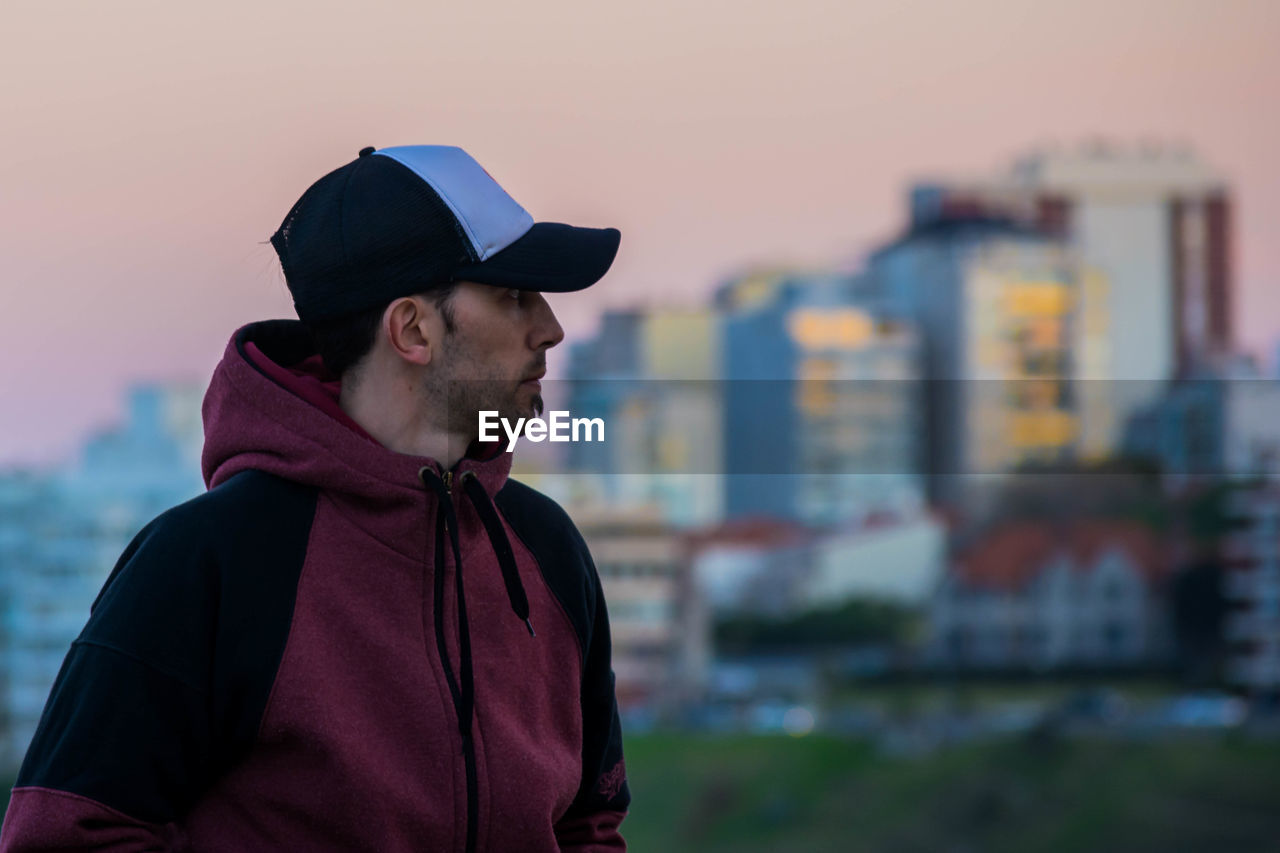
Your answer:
[384,296,435,367]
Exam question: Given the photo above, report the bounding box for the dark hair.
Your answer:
[308,283,458,377]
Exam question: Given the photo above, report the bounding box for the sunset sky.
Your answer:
[1,0,1277,466]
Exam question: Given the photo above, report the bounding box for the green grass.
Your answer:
[7,730,1280,850]
[827,677,1181,715]
[620,732,1280,852]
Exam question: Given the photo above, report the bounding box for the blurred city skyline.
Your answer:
[2,0,1278,466]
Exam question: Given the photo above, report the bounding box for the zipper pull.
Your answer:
[444,471,453,495]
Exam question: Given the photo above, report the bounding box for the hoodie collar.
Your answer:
[201,319,513,508]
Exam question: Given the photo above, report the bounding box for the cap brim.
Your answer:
[452,222,620,293]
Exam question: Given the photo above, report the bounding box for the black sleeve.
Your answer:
[569,549,630,817]
[12,470,317,826]
[495,480,630,821]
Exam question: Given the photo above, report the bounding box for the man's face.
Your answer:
[427,281,564,434]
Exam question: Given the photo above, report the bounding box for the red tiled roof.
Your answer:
[952,519,1169,590]
[683,516,811,553]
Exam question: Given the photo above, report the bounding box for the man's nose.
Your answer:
[530,293,565,350]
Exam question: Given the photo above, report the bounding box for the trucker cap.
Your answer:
[270,145,621,323]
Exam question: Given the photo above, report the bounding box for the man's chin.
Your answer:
[496,392,543,425]
[515,388,545,420]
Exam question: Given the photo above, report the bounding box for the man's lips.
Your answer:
[521,370,545,388]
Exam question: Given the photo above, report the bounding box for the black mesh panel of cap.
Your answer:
[270,154,477,322]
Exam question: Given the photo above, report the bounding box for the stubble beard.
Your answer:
[446,380,543,437]
[433,329,545,439]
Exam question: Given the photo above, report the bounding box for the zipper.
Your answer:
[421,464,477,853]
[461,730,478,853]
[442,467,478,853]
[448,467,476,853]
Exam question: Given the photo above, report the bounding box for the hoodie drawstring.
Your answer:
[421,469,475,738]
[417,468,537,738]
[460,472,536,638]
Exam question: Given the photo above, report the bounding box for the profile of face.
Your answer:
[425,281,564,436]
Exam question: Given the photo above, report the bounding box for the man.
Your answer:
[1,145,630,851]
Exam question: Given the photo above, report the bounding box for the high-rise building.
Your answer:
[1223,485,1280,697]
[0,382,205,767]
[1122,358,1280,488]
[911,143,1232,381]
[867,218,1110,503]
[574,505,710,717]
[716,269,925,525]
[564,306,723,526]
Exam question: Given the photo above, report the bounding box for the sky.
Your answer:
[1,0,1277,467]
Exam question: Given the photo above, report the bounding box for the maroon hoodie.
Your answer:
[1,320,629,851]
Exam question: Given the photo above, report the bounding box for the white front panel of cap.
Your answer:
[374,146,534,261]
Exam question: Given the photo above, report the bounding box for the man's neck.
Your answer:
[338,371,473,470]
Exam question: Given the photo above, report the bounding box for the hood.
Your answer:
[202,319,540,756]
[201,320,512,518]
